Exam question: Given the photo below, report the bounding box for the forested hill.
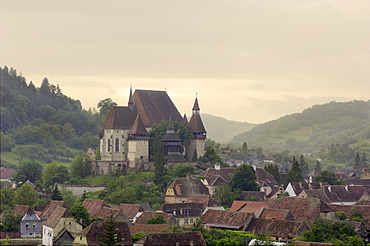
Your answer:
[1,66,105,152]
[230,100,370,153]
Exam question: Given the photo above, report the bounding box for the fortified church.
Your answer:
[91,87,206,174]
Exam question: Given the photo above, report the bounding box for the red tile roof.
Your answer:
[135,212,175,225]
[138,231,206,246]
[200,209,253,230]
[40,200,70,221]
[128,224,172,235]
[258,208,294,220]
[117,204,145,220]
[43,206,73,228]
[83,199,111,218]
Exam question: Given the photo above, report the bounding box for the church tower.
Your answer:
[127,114,149,171]
[186,96,206,160]
[162,116,187,163]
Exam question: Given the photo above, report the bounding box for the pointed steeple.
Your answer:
[181,113,188,124]
[166,115,175,133]
[128,85,134,111]
[192,95,200,115]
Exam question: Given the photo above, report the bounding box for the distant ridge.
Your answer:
[201,113,256,143]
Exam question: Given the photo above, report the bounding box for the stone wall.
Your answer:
[57,184,107,198]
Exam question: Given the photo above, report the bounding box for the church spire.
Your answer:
[192,94,200,115]
[128,85,134,111]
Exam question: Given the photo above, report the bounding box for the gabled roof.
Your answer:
[128,224,172,235]
[76,221,132,246]
[258,208,295,220]
[188,114,206,134]
[200,209,253,229]
[198,167,236,185]
[186,195,222,210]
[246,218,308,239]
[128,114,148,135]
[92,207,128,222]
[138,231,206,246]
[230,201,269,212]
[23,180,42,193]
[133,90,182,127]
[299,189,331,203]
[43,206,73,228]
[288,182,329,196]
[255,168,278,188]
[322,185,365,203]
[116,204,145,219]
[0,167,15,179]
[22,212,41,222]
[83,199,111,218]
[100,106,138,133]
[167,177,209,197]
[40,200,70,221]
[13,205,32,217]
[135,212,174,224]
[161,203,203,218]
[266,197,334,221]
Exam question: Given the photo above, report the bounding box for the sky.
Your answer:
[1,0,369,124]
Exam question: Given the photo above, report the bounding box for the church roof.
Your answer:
[188,114,206,133]
[128,115,148,135]
[133,90,182,127]
[100,106,137,133]
[193,97,200,110]
[181,114,188,124]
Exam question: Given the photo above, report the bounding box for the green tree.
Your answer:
[229,164,259,192]
[169,164,196,178]
[0,131,15,151]
[42,162,70,188]
[0,188,15,212]
[13,161,43,184]
[71,154,91,178]
[152,137,168,192]
[313,170,345,185]
[213,183,241,208]
[284,156,304,188]
[361,152,367,166]
[0,210,22,232]
[264,164,281,184]
[60,189,77,206]
[98,213,121,246]
[105,187,137,205]
[355,153,361,169]
[198,146,223,165]
[15,184,38,207]
[70,202,90,227]
[242,142,248,152]
[314,160,322,174]
[51,185,62,200]
[97,98,117,116]
[299,154,309,176]
[146,215,167,224]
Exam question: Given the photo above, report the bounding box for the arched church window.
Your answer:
[107,139,110,152]
[115,138,119,152]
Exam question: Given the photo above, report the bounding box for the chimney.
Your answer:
[215,163,220,170]
[328,186,331,192]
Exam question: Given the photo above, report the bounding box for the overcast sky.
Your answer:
[1,0,369,123]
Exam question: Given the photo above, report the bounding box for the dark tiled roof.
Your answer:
[12,205,32,217]
[201,209,253,229]
[100,106,138,134]
[198,168,236,185]
[188,114,206,133]
[288,182,329,196]
[161,203,203,218]
[135,212,174,224]
[128,115,148,135]
[186,195,222,210]
[129,224,172,235]
[138,231,206,246]
[167,177,209,197]
[230,201,269,212]
[133,90,182,128]
[40,200,70,221]
[241,191,266,201]
[181,114,188,124]
[117,204,145,219]
[258,208,295,220]
[0,167,15,179]
[77,221,132,246]
[299,189,331,203]
[322,185,365,203]
[92,207,129,222]
[167,153,187,163]
[266,197,333,221]
[327,204,370,230]
[83,199,111,218]
[256,168,278,187]
[246,218,308,239]
[43,206,73,228]
[344,179,370,187]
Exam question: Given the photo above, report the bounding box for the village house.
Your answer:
[134,211,177,226]
[42,206,82,246]
[40,201,71,222]
[246,219,308,241]
[285,182,329,197]
[82,199,110,218]
[164,176,209,203]
[200,209,254,231]
[159,203,203,226]
[186,195,224,213]
[128,224,172,236]
[92,207,130,223]
[73,221,133,246]
[135,231,207,246]
[20,211,42,238]
[113,204,145,223]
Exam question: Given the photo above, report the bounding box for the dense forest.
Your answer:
[231,100,370,154]
[1,66,106,163]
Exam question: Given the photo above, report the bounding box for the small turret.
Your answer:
[128,85,134,111]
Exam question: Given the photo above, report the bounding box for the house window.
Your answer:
[184,219,188,225]
[33,223,36,228]
[26,223,29,229]
[190,219,193,224]
[115,138,119,152]
[108,139,111,152]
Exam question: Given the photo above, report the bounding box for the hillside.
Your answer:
[230,100,370,153]
[201,113,256,143]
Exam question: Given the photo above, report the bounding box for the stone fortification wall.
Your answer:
[57,184,106,198]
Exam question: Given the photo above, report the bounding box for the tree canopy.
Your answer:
[313,170,345,185]
[229,164,259,192]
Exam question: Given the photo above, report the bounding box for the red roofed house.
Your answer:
[164,177,210,203]
[115,204,145,223]
[136,231,206,246]
[200,209,254,231]
[82,199,110,218]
